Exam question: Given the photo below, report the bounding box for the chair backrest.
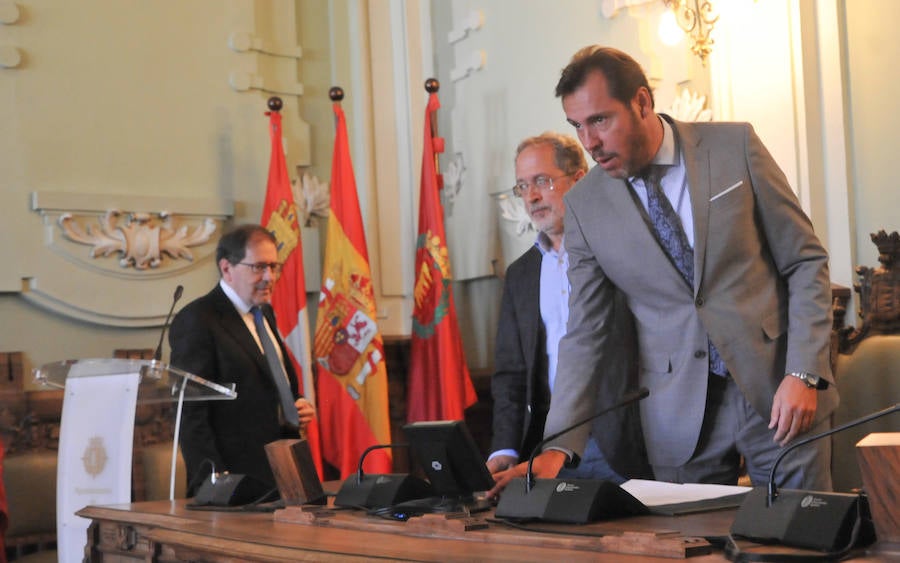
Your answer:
[3,451,57,549]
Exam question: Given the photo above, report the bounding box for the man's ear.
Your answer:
[573,169,586,182]
[635,87,653,119]
[219,258,233,282]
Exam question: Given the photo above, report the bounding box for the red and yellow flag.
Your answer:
[314,101,392,478]
[407,90,477,423]
[261,108,323,477]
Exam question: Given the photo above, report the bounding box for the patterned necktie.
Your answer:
[251,306,299,427]
[643,167,728,376]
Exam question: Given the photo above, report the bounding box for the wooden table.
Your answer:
[76,499,887,562]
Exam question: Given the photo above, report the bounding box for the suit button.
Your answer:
[695,297,704,306]
[694,350,707,359]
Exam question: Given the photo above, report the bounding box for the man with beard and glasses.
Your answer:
[488,132,650,484]
[170,224,315,498]
[491,46,837,497]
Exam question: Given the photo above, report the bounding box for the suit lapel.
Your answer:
[210,286,270,376]
[671,119,710,294]
[521,247,542,377]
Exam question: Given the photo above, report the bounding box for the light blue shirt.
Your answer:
[536,231,569,393]
[628,118,694,248]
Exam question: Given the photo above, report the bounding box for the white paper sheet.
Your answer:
[621,478,751,507]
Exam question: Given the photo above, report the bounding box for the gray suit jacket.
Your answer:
[544,117,839,467]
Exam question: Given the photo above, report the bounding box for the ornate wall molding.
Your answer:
[59,211,215,271]
[26,191,233,327]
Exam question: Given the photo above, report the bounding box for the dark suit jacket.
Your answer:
[169,284,300,493]
[491,246,650,478]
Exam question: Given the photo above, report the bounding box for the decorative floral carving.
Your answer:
[442,152,466,204]
[497,194,534,236]
[292,172,330,227]
[59,211,216,270]
[666,88,713,122]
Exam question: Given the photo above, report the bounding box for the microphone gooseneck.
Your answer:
[524,386,650,492]
[355,443,409,484]
[766,402,899,506]
[154,284,184,361]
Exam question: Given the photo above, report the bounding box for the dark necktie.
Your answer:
[251,306,299,427]
[643,167,728,376]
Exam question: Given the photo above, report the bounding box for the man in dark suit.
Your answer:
[170,224,315,496]
[488,132,649,482]
[492,46,837,495]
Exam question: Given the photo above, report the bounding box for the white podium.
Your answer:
[34,358,237,563]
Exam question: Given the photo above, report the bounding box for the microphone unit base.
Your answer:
[495,478,648,524]
[334,474,431,510]
[731,487,875,552]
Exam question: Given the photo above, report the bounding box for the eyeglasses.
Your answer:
[237,262,284,275]
[511,174,573,198]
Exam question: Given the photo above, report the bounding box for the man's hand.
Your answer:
[487,450,567,498]
[295,397,316,433]
[486,454,517,475]
[769,375,818,446]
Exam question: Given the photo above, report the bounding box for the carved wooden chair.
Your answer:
[831,230,900,492]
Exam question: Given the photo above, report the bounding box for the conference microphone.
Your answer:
[495,387,651,523]
[731,402,898,552]
[153,284,184,361]
[334,443,431,509]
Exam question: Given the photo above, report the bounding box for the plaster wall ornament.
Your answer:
[666,88,713,122]
[292,171,330,227]
[497,194,534,236]
[59,210,216,270]
[442,152,466,206]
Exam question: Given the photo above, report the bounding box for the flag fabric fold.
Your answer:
[261,108,322,477]
[407,91,477,423]
[314,101,392,478]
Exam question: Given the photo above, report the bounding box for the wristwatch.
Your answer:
[787,371,828,389]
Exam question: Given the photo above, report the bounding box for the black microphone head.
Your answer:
[635,387,649,400]
[174,284,184,302]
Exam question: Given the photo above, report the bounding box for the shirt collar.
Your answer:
[219,279,253,315]
[534,231,562,256]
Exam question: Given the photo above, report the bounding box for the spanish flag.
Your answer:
[314,99,392,477]
[260,106,322,476]
[407,88,477,422]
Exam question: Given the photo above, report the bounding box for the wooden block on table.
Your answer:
[856,432,900,546]
[264,438,325,506]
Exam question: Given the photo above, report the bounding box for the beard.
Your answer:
[592,108,650,179]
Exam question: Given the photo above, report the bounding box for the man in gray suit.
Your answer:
[491,46,838,494]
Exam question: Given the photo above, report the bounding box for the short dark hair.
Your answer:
[555,45,654,108]
[216,224,276,270]
[515,132,588,176]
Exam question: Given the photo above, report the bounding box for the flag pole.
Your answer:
[424,78,441,181]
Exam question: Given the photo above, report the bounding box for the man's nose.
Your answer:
[581,129,599,151]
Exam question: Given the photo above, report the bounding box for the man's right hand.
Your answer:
[487,450,567,499]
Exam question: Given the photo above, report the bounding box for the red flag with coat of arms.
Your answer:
[407,88,477,423]
[313,98,392,478]
[260,105,322,477]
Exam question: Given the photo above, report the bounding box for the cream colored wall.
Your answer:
[0,0,317,375]
[1,0,891,379]
[844,0,900,268]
